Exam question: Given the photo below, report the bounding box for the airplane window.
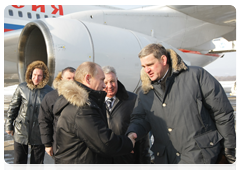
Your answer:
[18,11,23,17]
[36,14,40,19]
[9,10,13,16]
[27,12,32,19]
[44,15,48,18]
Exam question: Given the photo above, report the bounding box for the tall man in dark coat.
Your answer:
[5,61,53,164]
[53,62,136,164]
[102,66,150,164]
[38,67,75,157]
[126,43,236,164]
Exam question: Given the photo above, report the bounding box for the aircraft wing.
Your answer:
[167,5,236,41]
[60,5,235,51]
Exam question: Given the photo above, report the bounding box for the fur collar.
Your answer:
[52,72,62,89]
[57,80,89,107]
[25,60,49,90]
[141,49,188,94]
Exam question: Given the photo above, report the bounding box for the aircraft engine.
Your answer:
[17,18,180,92]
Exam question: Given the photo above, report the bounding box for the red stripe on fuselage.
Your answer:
[4,29,14,32]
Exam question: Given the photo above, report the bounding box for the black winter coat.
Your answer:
[54,81,133,164]
[38,72,63,154]
[126,49,236,164]
[38,90,59,152]
[5,61,53,145]
[106,80,150,164]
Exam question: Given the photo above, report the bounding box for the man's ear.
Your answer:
[85,74,91,85]
[161,55,168,65]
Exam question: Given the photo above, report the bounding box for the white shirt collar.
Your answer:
[105,96,116,102]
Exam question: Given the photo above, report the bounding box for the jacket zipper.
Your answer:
[29,89,38,144]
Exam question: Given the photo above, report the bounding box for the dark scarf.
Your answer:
[159,67,172,92]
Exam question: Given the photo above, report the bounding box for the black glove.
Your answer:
[224,148,236,163]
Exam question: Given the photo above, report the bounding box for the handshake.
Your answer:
[128,132,150,170]
[127,132,137,150]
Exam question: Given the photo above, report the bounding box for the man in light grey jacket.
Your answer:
[126,43,236,164]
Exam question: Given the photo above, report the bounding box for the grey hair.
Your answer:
[102,66,117,77]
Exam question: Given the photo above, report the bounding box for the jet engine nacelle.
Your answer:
[18,18,183,92]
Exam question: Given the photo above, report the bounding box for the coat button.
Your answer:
[168,128,173,132]
[162,103,167,107]
[176,152,180,156]
[210,142,214,146]
[157,152,160,156]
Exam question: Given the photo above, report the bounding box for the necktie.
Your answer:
[106,98,114,111]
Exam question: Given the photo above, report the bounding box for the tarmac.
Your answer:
[3,86,237,164]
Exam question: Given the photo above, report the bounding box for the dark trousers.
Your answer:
[14,141,45,164]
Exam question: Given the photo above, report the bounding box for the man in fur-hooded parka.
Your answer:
[53,62,133,164]
[126,44,236,164]
[5,60,52,144]
[38,67,75,157]
[5,60,52,163]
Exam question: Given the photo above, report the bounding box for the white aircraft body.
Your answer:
[4,5,236,92]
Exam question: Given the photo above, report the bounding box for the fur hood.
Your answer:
[52,72,62,89]
[141,49,188,94]
[57,80,89,107]
[25,60,50,90]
